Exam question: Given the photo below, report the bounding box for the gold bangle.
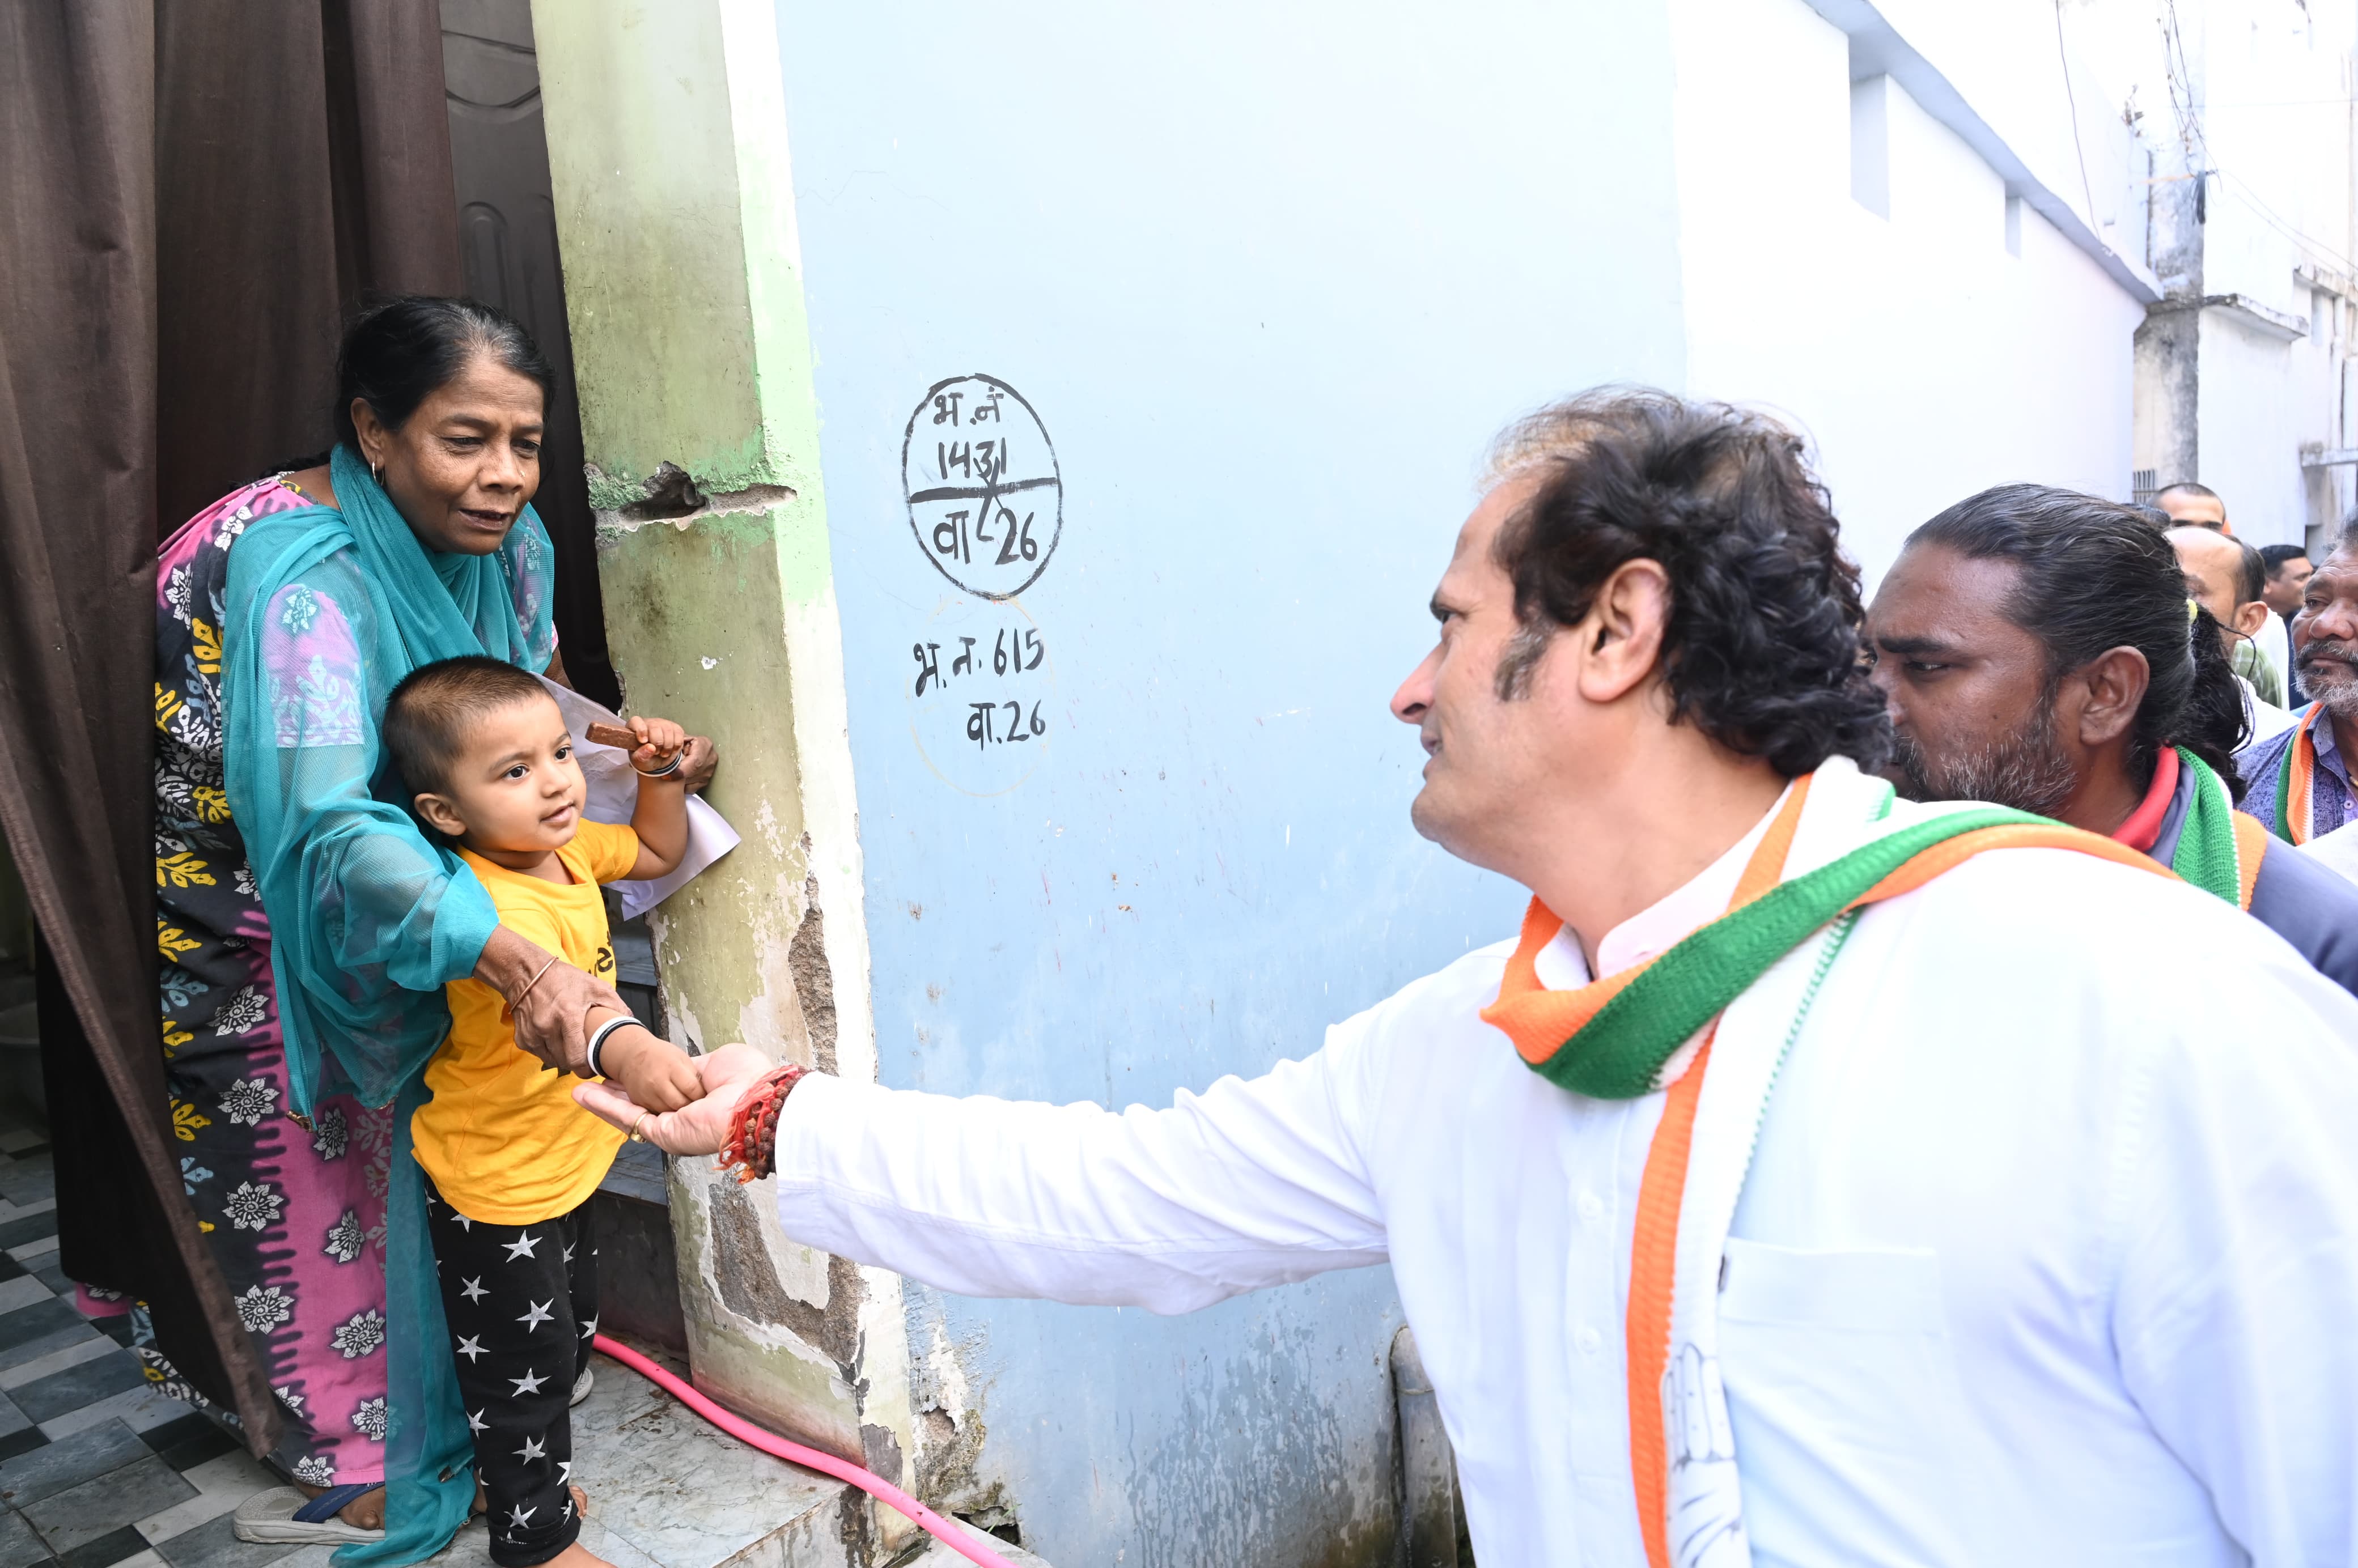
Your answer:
[503,955,559,1018]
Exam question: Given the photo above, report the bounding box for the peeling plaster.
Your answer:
[593,465,799,536]
[906,1291,1004,1523]
[710,1180,867,1370]
[788,868,839,1075]
[534,0,904,1534]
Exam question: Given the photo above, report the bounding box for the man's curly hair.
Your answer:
[1486,388,1891,776]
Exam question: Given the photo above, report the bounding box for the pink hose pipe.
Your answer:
[591,1335,1016,1568]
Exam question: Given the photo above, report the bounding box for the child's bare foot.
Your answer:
[573,1484,590,1518]
[294,1481,385,1530]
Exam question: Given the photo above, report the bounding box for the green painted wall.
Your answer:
[592,515,804,1043]
[531,0,910,1529]
[535,0,767,500]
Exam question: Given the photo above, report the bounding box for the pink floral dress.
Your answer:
[148,475,397,1483]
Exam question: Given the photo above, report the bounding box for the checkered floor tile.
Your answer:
[0,1115,336,1568]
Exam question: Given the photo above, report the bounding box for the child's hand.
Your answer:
[626,715,687,776]
[601,1027,703,1114]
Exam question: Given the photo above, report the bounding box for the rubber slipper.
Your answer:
[233,1485,387,1543]
[572,1365,594,1406]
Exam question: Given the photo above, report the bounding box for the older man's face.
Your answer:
[2294,549,2358,717]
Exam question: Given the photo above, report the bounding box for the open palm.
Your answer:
[572,1042,774,1157]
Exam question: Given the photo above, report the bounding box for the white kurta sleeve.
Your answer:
[767,1040,1391,1315]
[2109,972,2358,1566]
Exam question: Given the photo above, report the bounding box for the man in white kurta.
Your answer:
[586,393,2358,1567]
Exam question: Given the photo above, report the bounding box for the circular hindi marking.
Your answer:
[901,375,1063,600]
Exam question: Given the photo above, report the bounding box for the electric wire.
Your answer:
[2054,0,2100,228]
[2157,0,2358,279]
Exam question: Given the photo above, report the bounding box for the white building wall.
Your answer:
[2075,0,2358,545]
[1668,0,2146,581]
[1876,0,2148,256]
[2199,309,2308,536]
[2190,0,2358,543]
[2195,0,2344,317]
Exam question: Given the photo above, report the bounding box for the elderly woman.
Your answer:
[145,298,710,1554]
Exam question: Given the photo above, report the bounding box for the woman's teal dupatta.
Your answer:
[222,445,557,1565]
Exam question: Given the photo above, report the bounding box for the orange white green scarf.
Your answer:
[1481,761,2177,1568]
[2272,703,2327,845]
[2111,745,2270,910]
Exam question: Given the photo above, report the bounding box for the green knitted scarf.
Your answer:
[2165,747,2242,904]
[1487,803,2077,1099]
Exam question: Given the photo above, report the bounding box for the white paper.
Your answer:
[535,675,740,920]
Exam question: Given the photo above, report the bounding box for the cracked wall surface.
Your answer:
[532,0,910,1545]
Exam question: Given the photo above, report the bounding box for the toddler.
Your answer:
[384,655,703,1568]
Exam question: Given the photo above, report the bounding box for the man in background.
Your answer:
[2262,545,2315,618]
[1868,485,2358,994]
[2172,524,2295,728]
[2246,519,2358,845]
[2226,536,2288,708]
[2262,544,2313,706]
[2156,480,2230,531]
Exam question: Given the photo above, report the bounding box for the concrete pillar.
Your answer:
[527,0,914,1540]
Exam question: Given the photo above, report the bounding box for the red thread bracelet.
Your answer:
[717,1064,807,1183]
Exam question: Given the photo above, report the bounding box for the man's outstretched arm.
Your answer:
[580,1042,1390,1315]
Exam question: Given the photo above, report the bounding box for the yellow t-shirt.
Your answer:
[411,820,639,1224]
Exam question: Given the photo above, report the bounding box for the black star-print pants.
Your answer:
[423,1177,599,1567]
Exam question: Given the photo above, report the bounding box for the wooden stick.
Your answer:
[584,721,641,749]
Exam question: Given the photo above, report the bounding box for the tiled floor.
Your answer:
[0,1122,317,1568]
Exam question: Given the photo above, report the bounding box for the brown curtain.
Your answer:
[0,0,466,1453]
[158,0,466,528]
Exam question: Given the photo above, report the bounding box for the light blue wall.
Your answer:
[771,4,1687,1561]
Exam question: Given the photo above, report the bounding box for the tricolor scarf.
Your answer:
[1480,760,2178,1568]
[2111,745,2270,910]
[2271,702,2328,845]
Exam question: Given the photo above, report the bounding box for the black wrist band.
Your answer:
[634,751,684,779]
[585,1015,639,1078]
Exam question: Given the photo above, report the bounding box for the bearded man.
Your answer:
[2244,517,2358,848]
[586,394,2358,1566]
[1868,483,2358,993]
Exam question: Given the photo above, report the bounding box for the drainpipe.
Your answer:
[1391,1326,1471,1567]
